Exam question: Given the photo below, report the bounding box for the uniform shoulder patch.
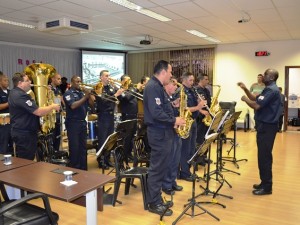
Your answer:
[65,95,71,101]
[25,100,32,106]
[155,97,161,105]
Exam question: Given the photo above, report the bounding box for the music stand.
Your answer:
[172,133,220,225]
[196,110,233,202]
[95,132,122,205]
[222,111,248,168]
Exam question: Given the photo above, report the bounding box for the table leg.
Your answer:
[86,189,97,225]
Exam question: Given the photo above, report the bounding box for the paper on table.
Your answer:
[60,180,78,186]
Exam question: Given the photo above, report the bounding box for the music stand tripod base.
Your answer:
[172,133,220,225]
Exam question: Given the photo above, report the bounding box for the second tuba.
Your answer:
[24,63,57,134]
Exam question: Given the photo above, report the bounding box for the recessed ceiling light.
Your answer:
[0,18,36,29]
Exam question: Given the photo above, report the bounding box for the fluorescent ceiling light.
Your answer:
[186,30,207,38]
[0,18,36,29]
[109,0,171,22]
[186,29,221,43]
[204,37,221,43]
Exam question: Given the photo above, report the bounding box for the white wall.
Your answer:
[214,40,300,126]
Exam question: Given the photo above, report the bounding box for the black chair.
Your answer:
[111,146,148,210]
[0,191,59,225]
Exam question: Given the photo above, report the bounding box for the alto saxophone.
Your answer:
[175,83,194,139]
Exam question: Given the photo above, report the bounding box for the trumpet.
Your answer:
[109,78,143,101]
[80,83,119,104]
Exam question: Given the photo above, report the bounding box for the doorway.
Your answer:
[284,66,300,131]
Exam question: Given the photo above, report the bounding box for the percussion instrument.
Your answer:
[0,113,10,125]
[88,121,97,140]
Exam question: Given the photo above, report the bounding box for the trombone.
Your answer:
[109,78,143,101]
[80,83,119,104]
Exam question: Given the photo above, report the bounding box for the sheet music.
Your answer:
[96,132,118,157]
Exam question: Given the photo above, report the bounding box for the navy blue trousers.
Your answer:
[66,120,87,170]
[147,127,174,205]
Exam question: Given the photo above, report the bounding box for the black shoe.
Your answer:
[162,188,175,195]
[253,183,262,190]
[252,189,272,195]
[181,176,193,182]
[162,199,174,208]
[172,185,183,191]
[148,204,173,216]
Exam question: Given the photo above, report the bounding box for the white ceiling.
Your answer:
[0,0,300,52]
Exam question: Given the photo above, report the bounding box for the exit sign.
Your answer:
[255,51,270,56]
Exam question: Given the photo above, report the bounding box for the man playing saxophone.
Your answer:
[178,71,205,182]
[195,74,212,165]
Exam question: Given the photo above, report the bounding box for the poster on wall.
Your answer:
[81,50,126,85]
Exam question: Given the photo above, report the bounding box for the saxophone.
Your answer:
[175,83,194,139]
[24,63,57,134]
[202,85,221,126]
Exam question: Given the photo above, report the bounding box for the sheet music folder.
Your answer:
[96,132,118,157]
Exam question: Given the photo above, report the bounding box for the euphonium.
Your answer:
[176,83,194,139]
[24,63,56,134]
[202,85,221,126]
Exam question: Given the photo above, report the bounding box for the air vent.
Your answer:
[38,18,91,35]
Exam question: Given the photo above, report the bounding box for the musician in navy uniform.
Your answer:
[9,72,60,160]
[178,72,203,182]
[63,75,94,170]
[95,70,123,169]
[143,60,185,216]
[238,68,282,195]
[117,74,138,161]
[196,74,212,165]
[0,72,13,154]
[50,73,63,152]
[161,78,183,196]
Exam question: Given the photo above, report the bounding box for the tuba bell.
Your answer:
[24,63,57,134]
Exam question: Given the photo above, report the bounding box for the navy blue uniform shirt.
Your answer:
[96,84,117,113]
[255,82,282,124]
[63,88,88,121]
[143,76,175,128]
[0,88,9,114]
[118,87,138,115]
[184,85,199,119]
[8,87,39,132]
[196,86,211,119]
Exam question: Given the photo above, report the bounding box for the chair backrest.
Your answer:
[113,146,131,176]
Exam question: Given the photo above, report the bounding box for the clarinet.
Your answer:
[192,86,214,118]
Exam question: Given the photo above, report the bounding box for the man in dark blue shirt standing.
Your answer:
[63,75,94,170]
[143,60,185,216]
[0,72,13,154]
[238,68,282,195]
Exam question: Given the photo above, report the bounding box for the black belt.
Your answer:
[100,111,114,115]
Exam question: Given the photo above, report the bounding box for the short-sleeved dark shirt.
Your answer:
[96,84,117,113]
[255,82,282,124]
[8,87,39,132]
[184,85,199,119]
[143,76,175,128]
[0,88,9,114]
[63,87,88,121]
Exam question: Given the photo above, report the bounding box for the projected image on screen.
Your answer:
[82,51,125,85]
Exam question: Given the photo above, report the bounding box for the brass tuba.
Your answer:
[175,83,194,139]
[202,85,221,126]
[24,63,57,134]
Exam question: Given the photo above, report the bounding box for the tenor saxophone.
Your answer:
[175,83,194,139]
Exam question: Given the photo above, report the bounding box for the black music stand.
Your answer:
[196,110,233,202]
[172,133,220,225]
[214,112,241,181]
[222,111,248,168]
[95,132,121,205]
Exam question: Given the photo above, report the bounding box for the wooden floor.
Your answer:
[31,130,300,225]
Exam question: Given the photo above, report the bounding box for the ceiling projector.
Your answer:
[140,39,151,45]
